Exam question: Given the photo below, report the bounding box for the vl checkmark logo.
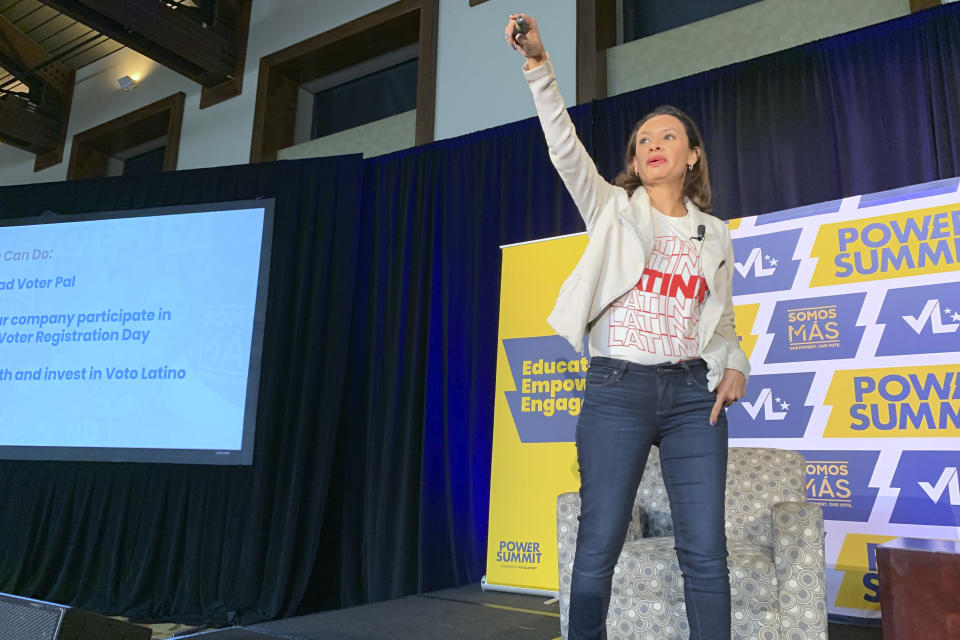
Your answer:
[919,467,960,506]
[740,387,789,421]
[734,247,778,278]
[902,299,960,335]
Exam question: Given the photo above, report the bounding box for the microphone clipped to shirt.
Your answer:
[691,224,705,241]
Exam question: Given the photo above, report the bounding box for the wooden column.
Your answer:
[576,0,616,104]
[909,0,941,12]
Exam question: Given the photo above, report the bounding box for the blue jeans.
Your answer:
[568,356,730,640]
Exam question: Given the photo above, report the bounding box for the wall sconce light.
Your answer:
[116,74,140,91]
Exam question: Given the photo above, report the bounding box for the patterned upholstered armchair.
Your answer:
[556,447,826,640]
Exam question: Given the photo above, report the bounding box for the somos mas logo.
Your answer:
[502,335,587,443]
[822,365,960,437]
[810,205,960,286]
[797,450,879,522]
[876,281,960,356]
[765,293,865,363]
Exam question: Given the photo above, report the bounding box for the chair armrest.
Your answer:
[772,501,828,640]
[557,492,581,595]
[557,492,647,545]
[558,492,581,525]
[626,503,647,542]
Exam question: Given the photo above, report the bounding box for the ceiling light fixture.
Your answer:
[116,74,139,91]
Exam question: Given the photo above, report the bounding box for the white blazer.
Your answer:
[524,57,750,392]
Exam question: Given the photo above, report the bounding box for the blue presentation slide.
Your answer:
[0,207,267,456]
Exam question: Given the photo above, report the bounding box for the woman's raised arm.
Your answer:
[505,13,616,233]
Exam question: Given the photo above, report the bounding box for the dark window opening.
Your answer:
[311,57,418,140]
[621,0,764,43]
[122,146,167,177]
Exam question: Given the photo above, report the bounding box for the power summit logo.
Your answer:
[834,533,896,611]
[810,204,960,286]
[822,365,960,437]
[495,538,543,569]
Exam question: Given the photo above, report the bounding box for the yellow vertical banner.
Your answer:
[485,233,588,592]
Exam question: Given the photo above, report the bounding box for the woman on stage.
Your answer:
[504,14,750,640]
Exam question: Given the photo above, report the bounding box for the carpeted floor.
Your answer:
[151,584,883,639]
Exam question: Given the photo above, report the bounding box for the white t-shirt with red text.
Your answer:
[589,209,708,364]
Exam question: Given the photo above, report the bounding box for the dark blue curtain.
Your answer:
[309,111,589,608]
[591,4,960,220]
[0,2,958,627]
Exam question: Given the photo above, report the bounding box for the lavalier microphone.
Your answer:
[691,224,705,241]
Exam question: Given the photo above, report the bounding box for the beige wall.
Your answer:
[279,110,417,160]
[607,0,910,96]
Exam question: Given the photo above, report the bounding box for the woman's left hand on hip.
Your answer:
[710,368,746,425]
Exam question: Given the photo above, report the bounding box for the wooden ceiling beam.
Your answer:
[0,95,59,151]
[198,0,250,109]
[0,16,74,170]
[0,16,73,96]
[41,0,243,87]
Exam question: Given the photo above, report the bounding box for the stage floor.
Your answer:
[168,584,883,640]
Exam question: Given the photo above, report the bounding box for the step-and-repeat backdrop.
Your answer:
[486,177,960,620]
